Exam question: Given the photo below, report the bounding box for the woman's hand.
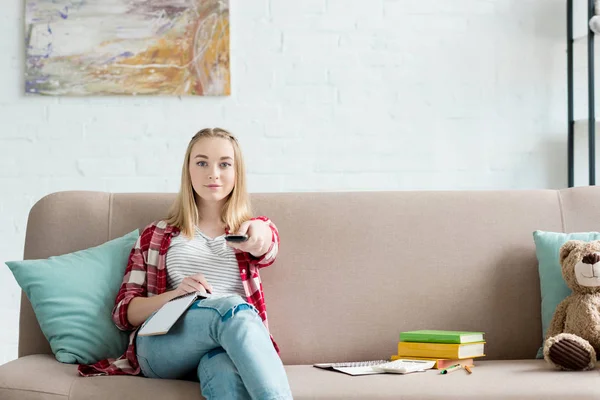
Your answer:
[127,273,211,327]
[226,220,272,258]
[175,273,213,296]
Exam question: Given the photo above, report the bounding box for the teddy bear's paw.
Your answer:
[544,333,596,371]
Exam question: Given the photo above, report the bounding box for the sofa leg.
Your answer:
[543,333,596,371]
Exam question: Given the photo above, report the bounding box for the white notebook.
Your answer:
[138,291,211,336]
[313,360,390,376]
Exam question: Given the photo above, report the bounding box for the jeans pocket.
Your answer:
[193,294,254,319]
[137,353,162,379]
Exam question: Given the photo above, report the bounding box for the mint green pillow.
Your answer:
[533,230,600,358]
[5,229,139,364]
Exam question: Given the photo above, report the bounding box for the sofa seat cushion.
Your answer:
[2,356,600,400]
[0,354,201,400]
[287,359,600,399]
[0,354,77,400]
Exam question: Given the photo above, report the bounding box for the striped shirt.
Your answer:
[166,227,245,297]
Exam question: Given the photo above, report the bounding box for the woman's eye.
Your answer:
[220,163,232,168]
[197,161,207,167]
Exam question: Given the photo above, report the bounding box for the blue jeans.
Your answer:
[135,294,293,400]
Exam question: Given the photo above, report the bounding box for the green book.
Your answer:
[399,330,485,344]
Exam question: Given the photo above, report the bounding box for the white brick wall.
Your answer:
[0,0,571,365]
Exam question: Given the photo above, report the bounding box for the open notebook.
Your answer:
[138,291,211,336]
[313,360,390,376]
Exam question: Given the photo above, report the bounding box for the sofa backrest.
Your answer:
[18,188,600,364]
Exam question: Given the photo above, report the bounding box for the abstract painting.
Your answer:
[25,0,230,96]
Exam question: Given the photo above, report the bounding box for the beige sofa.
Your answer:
[2,188,600,399]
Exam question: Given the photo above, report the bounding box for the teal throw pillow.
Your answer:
[5,229,139,364]
[533,230,600,358]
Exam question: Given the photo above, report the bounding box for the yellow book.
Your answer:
[390,355,476,369]
[397,341,485,359]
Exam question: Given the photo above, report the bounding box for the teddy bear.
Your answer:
[543,240,600,371]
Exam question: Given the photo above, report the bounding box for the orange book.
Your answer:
[391,355,475,370]
[396,341,485,359]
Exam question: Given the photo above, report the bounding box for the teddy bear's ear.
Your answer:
[559,240,584,264]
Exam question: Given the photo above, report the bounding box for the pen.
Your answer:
[440,364,462,374]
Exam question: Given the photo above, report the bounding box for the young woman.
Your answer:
[78,128,293,400]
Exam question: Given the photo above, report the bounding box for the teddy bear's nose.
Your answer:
[582,253,600,264]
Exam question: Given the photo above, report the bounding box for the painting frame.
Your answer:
[25,0,230,96]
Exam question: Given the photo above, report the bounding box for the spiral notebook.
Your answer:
[313,360,390,376]
[138,291,211,336]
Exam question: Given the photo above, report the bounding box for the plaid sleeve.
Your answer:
[111,230,150,331]
[250,216,279,269]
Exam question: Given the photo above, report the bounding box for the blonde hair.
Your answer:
[166,128,252,238]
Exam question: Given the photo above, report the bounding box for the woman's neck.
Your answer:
[196,198,226,233]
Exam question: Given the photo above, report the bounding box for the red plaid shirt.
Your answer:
[77,217,280,377]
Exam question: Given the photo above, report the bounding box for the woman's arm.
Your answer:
[227,216,280,268]
[127,272,213,327]
[126,291,180,328]
[252,217,279,268]
[112,226,179,330]
[112,235,147,331]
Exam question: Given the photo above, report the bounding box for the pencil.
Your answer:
[440,364,462,374]
[463,365,473,374]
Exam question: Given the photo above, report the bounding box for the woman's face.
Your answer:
[189,137,236,205]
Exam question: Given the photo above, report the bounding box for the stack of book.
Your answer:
[392,330,486,369]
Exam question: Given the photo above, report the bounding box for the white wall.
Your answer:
[0,0,569,365]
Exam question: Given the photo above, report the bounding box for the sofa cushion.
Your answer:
[0,354,201,400]
[285,360,600,400]
[5,230,139,364]
[532,230,600,358]
[0,354,77,400]
[2,356,599,400]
